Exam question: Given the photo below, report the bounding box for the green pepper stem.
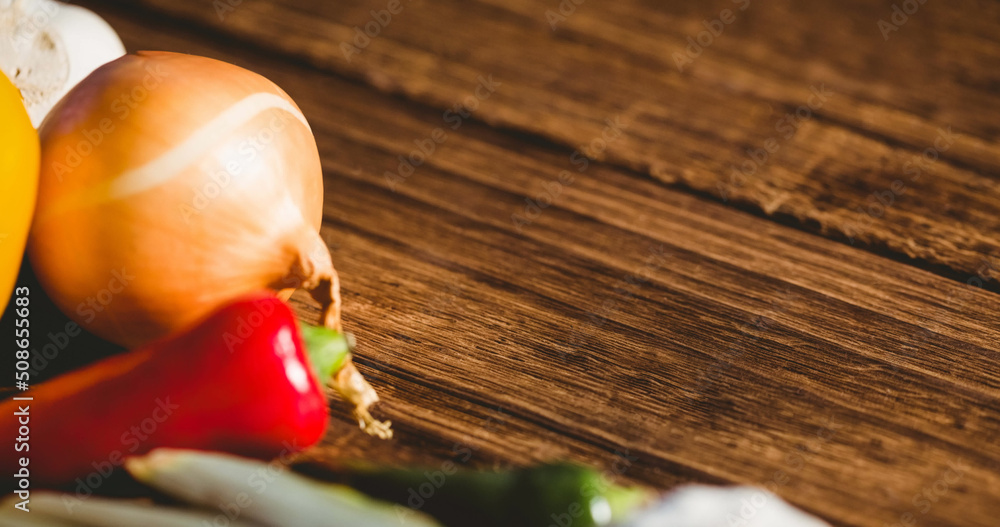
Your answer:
[300,325,393,440]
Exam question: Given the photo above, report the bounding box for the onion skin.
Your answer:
[30,51,339,348]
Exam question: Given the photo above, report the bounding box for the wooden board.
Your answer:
[21,2,1000,526]
[102,0,1000,284]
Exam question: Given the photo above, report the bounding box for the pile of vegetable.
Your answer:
[0,2,651,525]
[3,0,400,513]
[1,2,829,526]
[2,0,389,436]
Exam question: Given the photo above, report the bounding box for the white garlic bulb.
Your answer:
[621,486,829,527]
[0,0,125,127]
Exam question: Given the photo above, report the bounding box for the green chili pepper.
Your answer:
[341,462,653,527]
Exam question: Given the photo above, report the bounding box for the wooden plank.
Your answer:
[68,4,1000,526]
[96,0,1000,287]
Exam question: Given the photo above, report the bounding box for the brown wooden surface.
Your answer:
[98,0,1000,283]
[65,1,1000,526]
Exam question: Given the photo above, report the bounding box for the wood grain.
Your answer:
[95,0,1000,287]
[64,3,1000,526]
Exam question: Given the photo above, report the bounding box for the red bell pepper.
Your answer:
[2,293,389,489]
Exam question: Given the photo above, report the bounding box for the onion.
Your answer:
[30,51,343,347]
[0,0,125,127]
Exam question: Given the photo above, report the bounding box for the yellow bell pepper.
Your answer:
[0,70,39,314]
